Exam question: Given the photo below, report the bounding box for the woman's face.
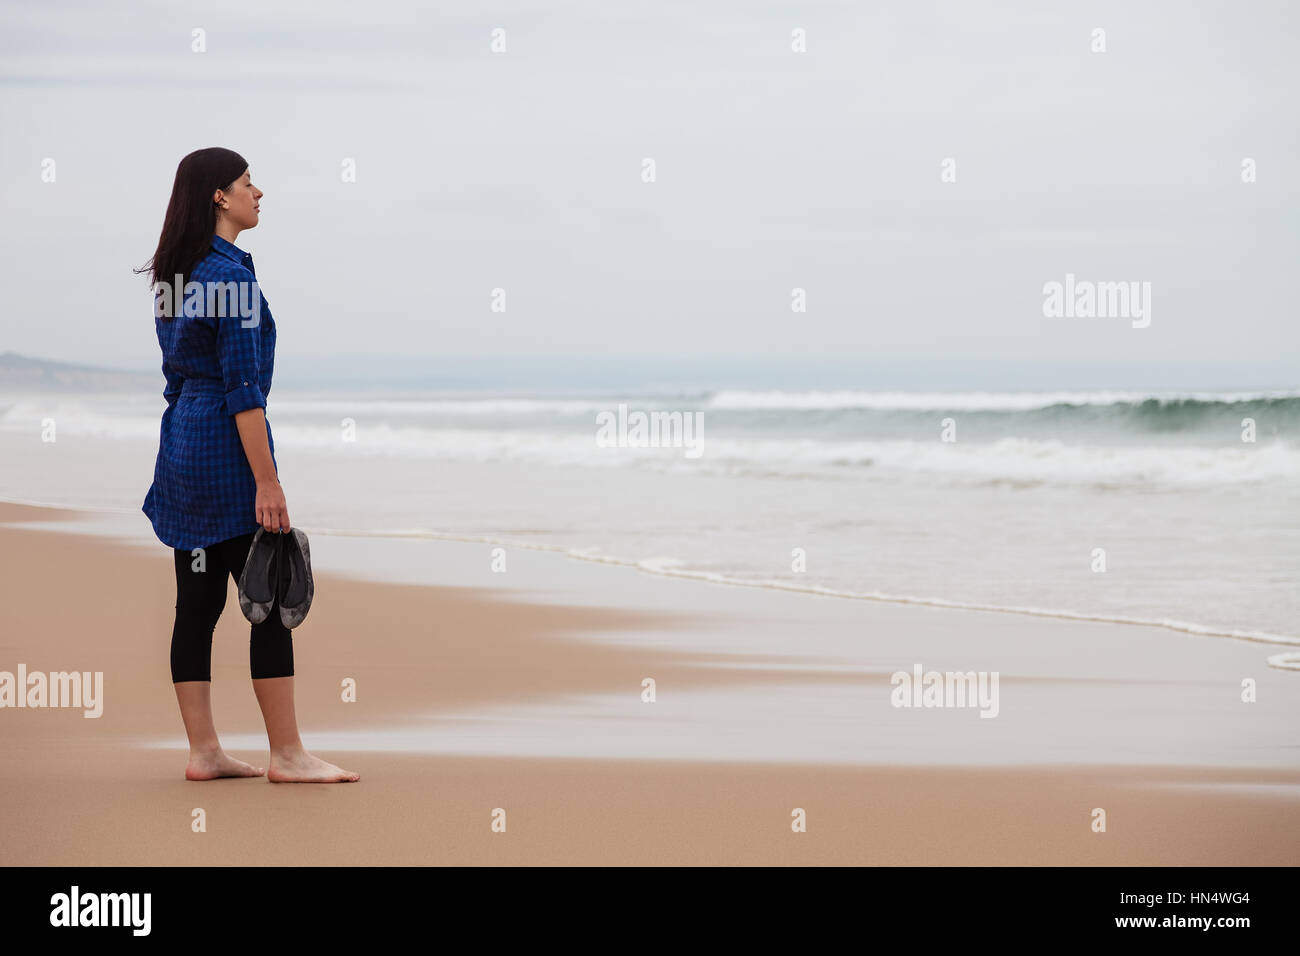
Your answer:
[214,168,263,231]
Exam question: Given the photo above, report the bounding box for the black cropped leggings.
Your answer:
[171,531,294,682]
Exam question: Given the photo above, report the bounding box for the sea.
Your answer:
[2,385,1298,653]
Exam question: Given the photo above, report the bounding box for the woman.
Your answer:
[139,147,358,783]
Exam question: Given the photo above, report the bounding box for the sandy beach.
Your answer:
[0,500,1296,866]
[4,0,1300,886]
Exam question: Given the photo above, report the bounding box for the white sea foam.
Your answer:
[0,399,159,441]
[9,388,1294,427]
[267,396,613,416]
[267,428,1300,486]
[5,396,1294,487]
[704,389,1300,411]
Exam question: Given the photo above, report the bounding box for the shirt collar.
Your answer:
[210,233,252,267]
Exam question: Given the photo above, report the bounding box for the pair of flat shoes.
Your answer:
[237,527,314,629]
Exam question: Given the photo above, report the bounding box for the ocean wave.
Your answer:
[5,397,1291,487]
[704,389,1300,411]
[261,427,1297,486]
[267,396,613,416]
[0,399,159,441]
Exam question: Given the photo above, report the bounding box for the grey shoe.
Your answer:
[276,527,314,629]
[237,528,281,624]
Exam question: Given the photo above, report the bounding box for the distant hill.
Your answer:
[0,352,155,391]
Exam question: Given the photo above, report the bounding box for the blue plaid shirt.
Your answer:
[142,234,278,550]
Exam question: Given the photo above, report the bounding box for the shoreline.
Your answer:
[4,493,1298,658]
[1,501,1298,865]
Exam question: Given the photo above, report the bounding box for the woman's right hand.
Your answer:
[255,478,291,533]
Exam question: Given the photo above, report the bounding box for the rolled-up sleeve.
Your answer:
[216,304,266,417]
[162,363,183,407]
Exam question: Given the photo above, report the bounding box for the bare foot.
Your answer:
[267,748,360,783]
[185,751,266,781]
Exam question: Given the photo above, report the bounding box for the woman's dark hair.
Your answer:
[136,147,248,291]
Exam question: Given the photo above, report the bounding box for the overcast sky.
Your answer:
[1,0,1297,389]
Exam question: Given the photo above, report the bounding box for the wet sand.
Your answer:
[1,501,1297,865]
